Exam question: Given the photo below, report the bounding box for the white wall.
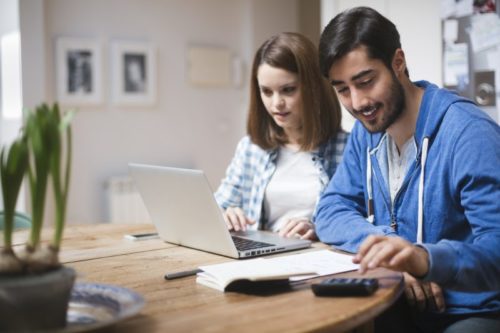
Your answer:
[0,0,19,212]
[18,0,299,223]
[320,0,442,131]
[0,0,19,35]
[15,0,443,224]
[0,0,22,146]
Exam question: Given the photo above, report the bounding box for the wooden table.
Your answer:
[11,224,403,332]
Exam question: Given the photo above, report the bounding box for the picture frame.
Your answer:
[56,37,102,105]
[187,46,232,87]
[111,41,157,106]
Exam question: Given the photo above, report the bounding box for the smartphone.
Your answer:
[123,232,159,241]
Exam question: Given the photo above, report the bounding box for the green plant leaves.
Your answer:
[1,103,73,266]
[0,136,29,247]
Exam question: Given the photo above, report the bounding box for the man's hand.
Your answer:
[404,273,445,312]
[279,218,317,240]
[222,207,256,231]
[353,235,444,312]
[352,235,429,277]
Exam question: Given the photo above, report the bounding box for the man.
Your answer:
[316,6,500,333]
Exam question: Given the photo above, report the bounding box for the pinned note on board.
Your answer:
[444,19,459,43]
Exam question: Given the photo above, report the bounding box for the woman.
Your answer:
[215,32,347,240]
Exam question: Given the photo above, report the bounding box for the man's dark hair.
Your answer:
[319,6,409,78]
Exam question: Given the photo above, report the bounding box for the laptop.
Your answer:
[129,163,311,258]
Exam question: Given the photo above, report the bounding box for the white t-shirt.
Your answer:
[263,146,320,232]
[387,135,417,205]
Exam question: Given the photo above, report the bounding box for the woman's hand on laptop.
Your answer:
[279,218,317,240]
[223,207,256,232]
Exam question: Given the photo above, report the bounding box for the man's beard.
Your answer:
[353,74,405,133]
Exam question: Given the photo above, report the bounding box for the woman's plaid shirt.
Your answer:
[214,130,349,229]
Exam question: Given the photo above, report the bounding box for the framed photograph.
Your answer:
[56,37,102,105]
[111,41,156,106]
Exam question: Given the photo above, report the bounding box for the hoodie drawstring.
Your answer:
[417,137,429,244]
[366,148,374,223]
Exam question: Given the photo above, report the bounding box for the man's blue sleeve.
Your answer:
[420,118,500,291]
[315,123,396,253]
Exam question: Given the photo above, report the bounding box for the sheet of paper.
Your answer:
[268,250,359,281]
[198,257,314,283]
[440,0,457,19]
[443,43,469,87]
[486,49,500,116]
[455,0,473,18]
[486,48,500,70]
[444,19,459,43]
[198,250,359,283]
[440,0,473,19]
[468,13,500,52]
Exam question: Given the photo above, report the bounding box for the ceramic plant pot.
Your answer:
[0,266,76,331]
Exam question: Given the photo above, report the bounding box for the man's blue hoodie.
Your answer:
[316,81,500,317]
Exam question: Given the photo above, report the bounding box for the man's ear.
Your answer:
[391,48,406,77]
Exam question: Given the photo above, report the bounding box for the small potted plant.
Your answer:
[0,103,75,331]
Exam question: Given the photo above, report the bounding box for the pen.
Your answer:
[164,268,202,280]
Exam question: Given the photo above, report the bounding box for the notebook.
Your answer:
[128,163,311,258]
[196,250,360,292]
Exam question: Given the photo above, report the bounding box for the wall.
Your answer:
[0,0,19,36]
[0,0,19,211]
[15,0,443,224]
[22,0,298,223]
[321,0,442,131]
[0,0,21,146]
[299,0,321,46]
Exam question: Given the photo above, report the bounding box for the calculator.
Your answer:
[311,278,379,296]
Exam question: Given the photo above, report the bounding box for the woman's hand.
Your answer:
[279,218,317,240]
[222,207,255,231]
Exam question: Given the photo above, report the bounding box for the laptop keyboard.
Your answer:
[231,236,274,251]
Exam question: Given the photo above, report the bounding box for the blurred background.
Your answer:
[1,0,485,225]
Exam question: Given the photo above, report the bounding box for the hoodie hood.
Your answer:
[413,81,475,149]
[367,81,475,153]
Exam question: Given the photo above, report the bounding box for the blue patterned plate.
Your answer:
[57,282,145,332]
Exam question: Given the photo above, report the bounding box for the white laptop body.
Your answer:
[129,163,311,259]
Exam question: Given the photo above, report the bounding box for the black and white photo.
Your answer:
[67,50,93,93]
[112,41,156,106]
[56,38,102,105]
[124,53,147,93]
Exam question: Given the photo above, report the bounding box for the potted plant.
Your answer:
[0,103,75,331]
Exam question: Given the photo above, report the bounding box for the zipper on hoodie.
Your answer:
[390,179,407,232]
[389,162,420,233]
[370,159,392,218]
[369,136,419,233]
[390,212,397,231]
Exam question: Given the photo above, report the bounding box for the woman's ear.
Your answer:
[391,48,406,77]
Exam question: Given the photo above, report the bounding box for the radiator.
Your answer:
[106,176,151,223]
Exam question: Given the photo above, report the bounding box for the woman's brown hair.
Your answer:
[247,32,342,151]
